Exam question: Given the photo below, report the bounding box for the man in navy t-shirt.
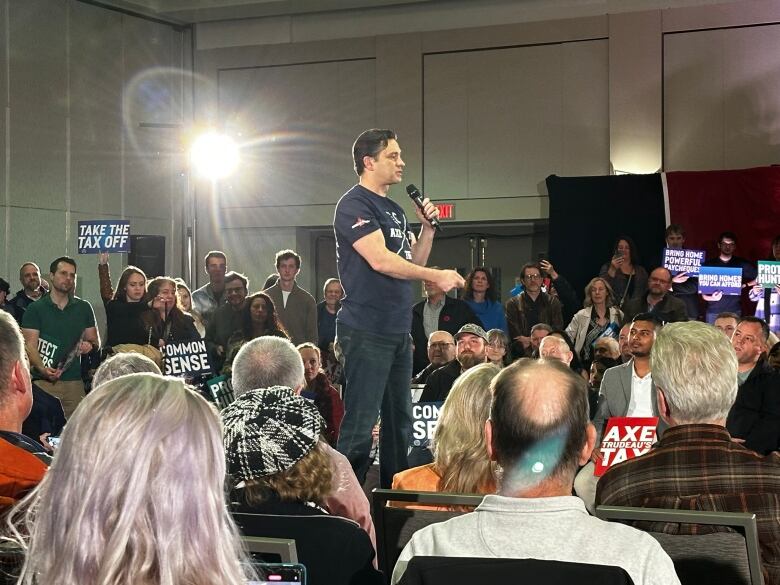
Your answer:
[334,129,464,487]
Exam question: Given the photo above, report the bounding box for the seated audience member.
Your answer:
[317,278,342,373]
[412,331,455,384]
[205,272,249,370]
[588,356,620,420]
[750,234,780,335]
[713,311,739,339]
[221,292,288,375]
[528,322,552,358]
[0,278,11,314]
[596,321,780,585]
[392,359,679,585]
[726,317,780,455]
[621,267,688,324]
[593,337,620,361]
[461,267,508,335]
[599,236,649,308]
[618,323,632,363]
[412,272,482,374]
[565,277,622,367]
[0,311,50,513]
[91,352,162,388]
[539,334,573,366]
[7,373,257,585]
[97,253,151,348]
[298,342,344,446]
[486,328,509,367]
[230,336,376,552]
[222,387,383,585]
[664,224,700,320]
[574,313,667,512]
[769,341,780,370]
[143,276,200,347]
[393,363,500,503]
[420,324,488,403]
[548,330,588,378]
[174,278,206,337]
[7,262,46,324]
[505,263,563,359]
[701,231,756,323]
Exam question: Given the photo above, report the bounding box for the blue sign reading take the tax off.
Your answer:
[77,220,130,254]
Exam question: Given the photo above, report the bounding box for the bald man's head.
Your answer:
[489,359,589,493]
[428,330,456,366]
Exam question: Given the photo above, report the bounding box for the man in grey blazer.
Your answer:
[575,313,667,511]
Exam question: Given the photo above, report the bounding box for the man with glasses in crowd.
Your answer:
[701,232,756,324]
[412,331,456,385]
[622,267,688,324]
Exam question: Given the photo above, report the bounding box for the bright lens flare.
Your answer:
[190,132,239,180]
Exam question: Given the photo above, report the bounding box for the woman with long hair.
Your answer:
[221,292,288,375]
[392,363,501,504]
[565,277,623,367]
[298,342,344,446]
[7,373,257,585]
[142,276,200,348]
[97,252,152,347]
[174,278,206,338]
[461,267,508,334]
[599,236,648,308]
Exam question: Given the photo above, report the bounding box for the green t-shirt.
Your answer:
[22,294,96,382]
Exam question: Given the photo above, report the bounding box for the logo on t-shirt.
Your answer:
[386,211,403,227]
[351,217,371,229]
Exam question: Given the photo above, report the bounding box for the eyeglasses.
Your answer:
[524,274,542,281]
[429,342,454,350]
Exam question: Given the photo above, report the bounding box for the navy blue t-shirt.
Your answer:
[702,255,757,315]
[334,184,414,335]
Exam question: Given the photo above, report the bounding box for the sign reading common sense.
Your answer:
[77,220,131,254]
[163,339,212,378]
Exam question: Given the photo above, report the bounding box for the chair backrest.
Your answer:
[239,534,299,563]
[595,505,763,585]
[397,556,634,585]
[0,543,24,585]
[371,488,485,577]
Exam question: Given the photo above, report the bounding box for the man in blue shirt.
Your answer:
[333,129,463,487]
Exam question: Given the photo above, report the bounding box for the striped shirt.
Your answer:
[595,424,780,584]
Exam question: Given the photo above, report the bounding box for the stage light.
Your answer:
[190,132,239,180]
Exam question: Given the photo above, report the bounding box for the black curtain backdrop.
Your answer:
[546,173,667,301]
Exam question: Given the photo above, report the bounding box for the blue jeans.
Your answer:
[335,321,413,488]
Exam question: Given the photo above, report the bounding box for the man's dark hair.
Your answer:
[715,311,740,321]
[631,312,663,329]
[718,231,737,244]
[0,278,9,295]
[50,256,77,274]
[738,316,770,344]
[204,250,226,267]
[224,271,249,290]
[275,249,301,270]
[665,224,685,238]
[490,359,589,484]
[352,129,397,176]
[519,262,542,281]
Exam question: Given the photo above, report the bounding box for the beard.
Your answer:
[457,351,486,370]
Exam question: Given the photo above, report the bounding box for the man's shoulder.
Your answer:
[192,284,211,298]
[292,284,316,303]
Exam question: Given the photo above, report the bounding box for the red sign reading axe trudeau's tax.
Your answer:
[594,417,659,477]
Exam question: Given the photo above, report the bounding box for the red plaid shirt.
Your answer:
[595,424,780,584]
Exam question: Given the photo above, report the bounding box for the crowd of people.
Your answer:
[0,126,779,585]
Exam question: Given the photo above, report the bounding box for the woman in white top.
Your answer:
[565,277,623,366]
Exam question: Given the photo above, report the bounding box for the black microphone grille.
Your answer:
[406,184,420,197]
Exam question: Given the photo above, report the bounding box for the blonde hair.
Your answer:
[583,277,616,308]
[433,363,501,494]
[7,373,255,585]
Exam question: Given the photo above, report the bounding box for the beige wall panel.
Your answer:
[217,59,375,208]
[561,40,609,176]
[220,226,298,296]
[8,0,67,210]
[7,207,67,293]
[70,2,124,215]
[664,30,725,170]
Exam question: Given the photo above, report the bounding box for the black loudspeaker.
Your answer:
[128,235,166,278]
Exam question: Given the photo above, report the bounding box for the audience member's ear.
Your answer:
[657,388,672,425]
[485,419,497,462]
[11,360,31,395]
[579,423,597,466]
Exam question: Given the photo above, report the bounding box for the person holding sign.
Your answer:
[97,253,152,348]
[21,257,99,419]
[701,231,756,323]
[596,321,780,585]
[663,224,700,320]
[142,277,200,349]
[750,234,780,335]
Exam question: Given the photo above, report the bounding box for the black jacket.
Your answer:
[726,357,780,455]
[411,296,481,375]
[419,360,461,403]
[7,287,46,324]
[621,292,689,324]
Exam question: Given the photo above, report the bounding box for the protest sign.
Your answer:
[697,266,743,296]
[662,248,705,276]
[594,417,658,477]
[411,402,443,448]
[206,374,234,409]
[163,339,212,377]
[77,220,131,254]
[757,261,780,289]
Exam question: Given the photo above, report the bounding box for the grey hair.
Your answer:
[0,311,27,402]
[92,352,162,388]
[530,322,553,335]
[651,321,738,423]
[539,335,570,354]
[231,336,305,397]
[7,373,256,585]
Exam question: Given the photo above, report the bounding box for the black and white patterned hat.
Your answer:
[222,386,323,481]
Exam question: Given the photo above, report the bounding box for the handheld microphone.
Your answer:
[406,184,442,232]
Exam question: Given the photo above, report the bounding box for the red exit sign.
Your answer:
[435,202,456,220]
